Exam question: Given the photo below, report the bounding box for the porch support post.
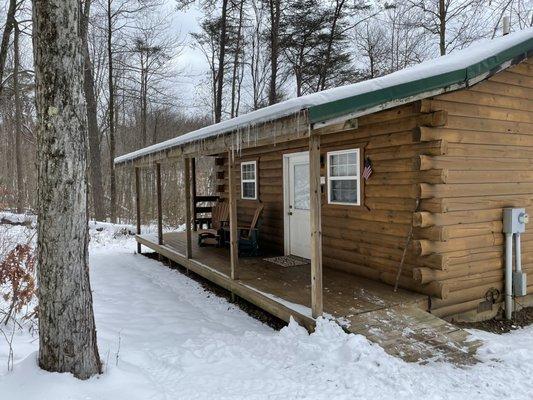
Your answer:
[156,163,163,245]
[191,157,197,231]
[135,166,141,254]
[184,158,192,259]
[228,150,239,280]
[309,130,323,318]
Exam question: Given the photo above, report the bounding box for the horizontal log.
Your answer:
[322,207,413,224]
[431,298,489,318]
[489,70,533,89]
[446,170,533,184]
[509,62,533,77]
[413,233,501,256]
[359,102,422,126]
[413,209,502,227]
[446,115,533,135]
[419,99,533,123]
[365,170,446,185]
[379,272,449,299]
[322,246,416,275]
[317,111,445,138]
[323,217,410,237]
[437,86,533,112]
[430,282,504,309]
[367,140,447,161]
[413,258,503,284]
[415,126,533,146]
[321,130,414,150]
[419,155,533,171]
[440,246,502,268]
[371,158,420,173]
[471,80,532,100]
[424,195,533,212]
[365,184,420,198]
[323,225,407,247]
[366,197,420,212]
[420,182,533,199]
[447,143,533,159]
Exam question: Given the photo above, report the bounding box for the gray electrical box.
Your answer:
[514,271,527,297]
[503,208,528,234]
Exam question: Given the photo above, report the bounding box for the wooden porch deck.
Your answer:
[137,231,481,364]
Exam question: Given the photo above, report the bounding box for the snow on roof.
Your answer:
[115,28,533,165]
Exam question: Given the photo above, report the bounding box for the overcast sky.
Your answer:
[168,3,210,115]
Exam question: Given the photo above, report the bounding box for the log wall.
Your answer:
[214,57,533,322]
[215,101,447,299]
[413,58,533,320]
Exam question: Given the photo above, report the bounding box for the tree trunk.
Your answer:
[107,0,117,222]
[32,0,102,380]
[81,0,105,221]
[317,0,344,92]
[13,21,23,213]
[230,0,244,118]
[0,0,17,97]
[439,0,446,56]
[268,0,280,105]
[214,0,229,123]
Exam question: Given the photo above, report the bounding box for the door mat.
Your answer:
[263,255,310,267]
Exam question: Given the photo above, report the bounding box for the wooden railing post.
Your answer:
[191,157,197,231]
[184,158,192,259]
[135,167,141,254]
[228,150,239,280]
[309,130,323,318]
[156,163,163,245]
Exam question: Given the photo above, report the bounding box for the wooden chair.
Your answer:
[237,203,264,256]
[198,202,229,247]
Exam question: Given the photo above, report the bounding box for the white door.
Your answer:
[284,152,311,259]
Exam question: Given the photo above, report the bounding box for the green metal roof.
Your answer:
[308,36,533,124]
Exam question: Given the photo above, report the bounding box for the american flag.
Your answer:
[362,157,373,181]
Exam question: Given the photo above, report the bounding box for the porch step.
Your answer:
[344,304,482,365]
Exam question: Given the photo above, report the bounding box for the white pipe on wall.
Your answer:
[505,232,513,319]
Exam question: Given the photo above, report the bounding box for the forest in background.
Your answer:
[0,0,531,227]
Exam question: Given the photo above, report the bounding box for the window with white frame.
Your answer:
[327,149,360,205]
[241,161,257,200]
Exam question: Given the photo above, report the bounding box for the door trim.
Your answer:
[283,151,309,256]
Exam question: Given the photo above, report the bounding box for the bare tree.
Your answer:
[214,0,228,122]
[0,0,17,97]
[355,20,388,79]
[248,0,269,110]
[12,19,22,213]
[407,0,484,55]
[267,0,281,105]
[32,0,102,379]
[229,0,245,118]
[106,0,117,222]
[81,0,106,221]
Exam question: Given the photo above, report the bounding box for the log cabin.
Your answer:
[115,29,533,329]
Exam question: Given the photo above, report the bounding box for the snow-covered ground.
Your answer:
[1,219,533,399]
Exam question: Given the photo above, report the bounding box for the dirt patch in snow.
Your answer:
[455,306,533,334]
[143,252,288,331]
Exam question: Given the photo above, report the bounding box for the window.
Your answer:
[327,149,360,205]
[241,161,257,200]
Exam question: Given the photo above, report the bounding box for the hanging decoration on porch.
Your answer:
[363,157,373,181]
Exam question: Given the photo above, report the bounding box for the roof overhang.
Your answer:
[310,37,533,126]
[115,30,533,167]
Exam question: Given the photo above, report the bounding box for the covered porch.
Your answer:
[122,115,480,363]
[137,231,428,330]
